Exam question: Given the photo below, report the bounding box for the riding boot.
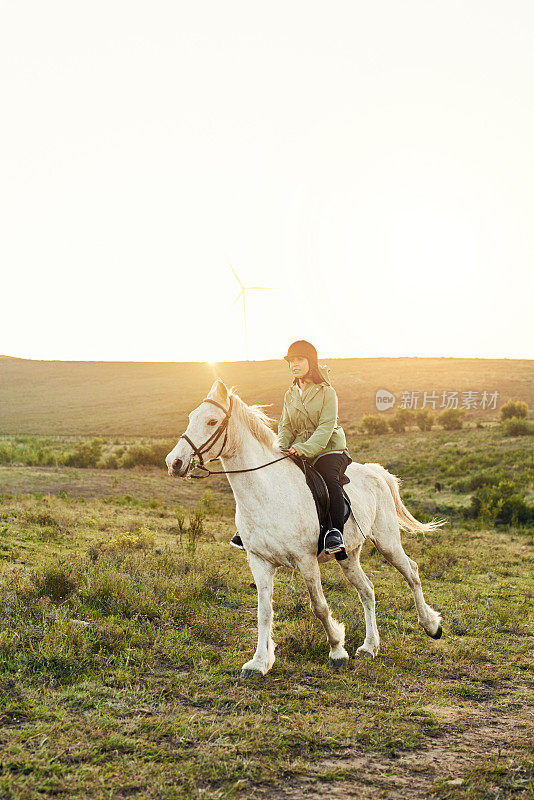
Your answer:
[230,533,245,550]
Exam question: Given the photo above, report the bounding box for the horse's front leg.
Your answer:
[241,553,276,677]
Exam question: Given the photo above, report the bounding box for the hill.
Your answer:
[1,356,532,436]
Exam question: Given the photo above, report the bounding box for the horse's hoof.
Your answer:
[356,646,375,660]
[329,657,349,670]
[240,668,264,678]
[428,624,443,640]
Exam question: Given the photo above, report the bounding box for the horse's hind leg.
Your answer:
[372,506,442,639]
[339,545,380,658]
[299,558,349,669]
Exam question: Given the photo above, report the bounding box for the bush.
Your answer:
[187,509,206,551]
[389,408,417,432]
[415,409,434,431]
[468,480,533,526]
[502,417,534,437]
[64,438,103,468]
[104,530,156,552]
[500,399,528,421]
[0,439,62,467]
[388,418,404,433]
[396,408,416,425]
[176,507,186,534]
[451,472,502,493]
[438,408,465,431]
[389,412,407,433]
[121,442,172,469]
[360,415,390,435]
[102,454,120,469]
[31,561,79,601]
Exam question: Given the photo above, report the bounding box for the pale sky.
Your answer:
[1,1,533,362]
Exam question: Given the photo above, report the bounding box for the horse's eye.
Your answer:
[207,419,218,426]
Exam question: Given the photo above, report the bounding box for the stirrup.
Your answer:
[324,542,344,554]
[324,528,345,555]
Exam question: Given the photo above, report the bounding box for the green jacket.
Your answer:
[277,369,350,465]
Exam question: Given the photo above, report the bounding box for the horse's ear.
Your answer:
[208,379,228,402]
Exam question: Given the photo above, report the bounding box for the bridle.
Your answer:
[177,395,292,478]
[180,396,234,467]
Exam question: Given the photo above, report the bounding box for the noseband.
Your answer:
[180,396,234,466]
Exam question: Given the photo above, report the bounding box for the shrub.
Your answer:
[438,408,465,430]
[64,439,103,468]
[468,480,533,526]
[415,409,434,431]
[0,444,11,464]
[396,408,416,425]
[31,561,79,601]
[0,439,62,467]
[104,530,156,552]
[451,472,502,493]
[102,454,120,469]
[502,417,534,437]
[23,511,61,529]
[188,509,206,551]
[121,442,172,469]
[500,399,528,421]
[389,413,407,433]
[361,415,390,435]
[176,506,186,534]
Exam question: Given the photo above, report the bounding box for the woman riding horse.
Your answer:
[231,340,352,556]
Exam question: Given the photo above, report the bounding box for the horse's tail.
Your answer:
[365,463,448,533]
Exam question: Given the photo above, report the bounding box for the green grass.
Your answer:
[0,459,532,798]
[1,418,531,530]
[0,359,532,798]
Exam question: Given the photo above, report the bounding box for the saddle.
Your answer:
[290,454,352,559]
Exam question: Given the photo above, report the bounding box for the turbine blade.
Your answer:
[232,290,244,306]
[227,259,244,289]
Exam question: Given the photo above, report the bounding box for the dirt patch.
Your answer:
[252,687,533,799]
[421,704,464,723]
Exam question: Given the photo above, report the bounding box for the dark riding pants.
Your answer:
[313,453,352,532]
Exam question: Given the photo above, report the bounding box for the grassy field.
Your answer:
[0,405,532,799]
[1,355,533,436]
[1,357,532,797]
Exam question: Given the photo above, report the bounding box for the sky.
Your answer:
[1,0,533,362]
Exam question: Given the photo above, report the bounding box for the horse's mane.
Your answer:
[228,387,278,449]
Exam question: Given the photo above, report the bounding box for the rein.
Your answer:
[179,395,293,478]
[188,454,292,479]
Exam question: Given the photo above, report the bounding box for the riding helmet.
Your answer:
[284,340,319,369]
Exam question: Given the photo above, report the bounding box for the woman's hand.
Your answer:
[284,447,298,456]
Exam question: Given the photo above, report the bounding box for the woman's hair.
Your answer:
[303,362,331,385]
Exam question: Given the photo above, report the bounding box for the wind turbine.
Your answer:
[228,261,277,361]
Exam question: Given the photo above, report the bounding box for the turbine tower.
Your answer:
[228,261,277,361]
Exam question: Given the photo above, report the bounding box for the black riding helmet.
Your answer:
[284,340,319,369]
[284,340,331,385]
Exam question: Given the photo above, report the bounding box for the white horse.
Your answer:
[166,380,446,676]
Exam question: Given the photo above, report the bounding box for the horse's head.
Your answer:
[165,379,232,477]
